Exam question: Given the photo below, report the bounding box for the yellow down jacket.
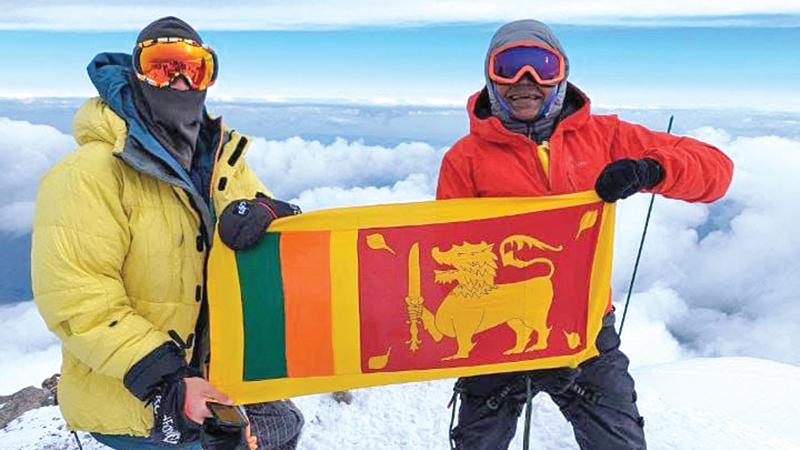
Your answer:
[32,97,268,436]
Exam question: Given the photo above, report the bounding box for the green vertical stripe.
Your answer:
[236,232,288,381]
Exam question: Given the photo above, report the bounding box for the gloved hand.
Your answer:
[219,196,302,250]
[149,374,201,445]
[595,158,664,202]
[124,342,234,447]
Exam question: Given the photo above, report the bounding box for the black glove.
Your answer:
[595,158,664,202]
[219,196,302,251]
[201,411,251,450]
[150,375,201,445]
[123,342,201,446]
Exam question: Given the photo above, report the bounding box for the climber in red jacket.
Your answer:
[437,19,733,450]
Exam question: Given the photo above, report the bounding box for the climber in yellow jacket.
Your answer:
[31,17,303,450]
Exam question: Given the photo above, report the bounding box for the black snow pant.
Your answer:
[450,313,646,450]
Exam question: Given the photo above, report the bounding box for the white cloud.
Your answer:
[587,86,800,114]
[0,201,35,235]
[245,136,446,200]
[612,129,800,365]
[1,106,799,372]
[0,117,73,235]
[0,301,61,395]
[0,1,798,30]
[616,287,691,368]
[290,173,435,211]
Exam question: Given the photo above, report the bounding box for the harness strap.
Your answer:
[564,383,641,423]
[485,376,527,411]
[448,382,467,450]
[449,374,533,450]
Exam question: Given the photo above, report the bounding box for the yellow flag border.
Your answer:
[209,192,615,404]
[267,191,599,232]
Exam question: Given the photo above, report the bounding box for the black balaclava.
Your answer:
[484,20,570,142]
[131,16,207,171]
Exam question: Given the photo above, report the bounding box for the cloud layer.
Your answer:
[614,128,800,366]
[0,301,61,394]
[1,1,799,30]
[1,107,799,392]
[244,136,446,201]
[0,117,72,235]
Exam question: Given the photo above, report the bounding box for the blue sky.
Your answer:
[2,22,799,110]
[1,2,800,390]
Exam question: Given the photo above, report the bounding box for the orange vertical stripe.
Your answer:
[281,231,335,377]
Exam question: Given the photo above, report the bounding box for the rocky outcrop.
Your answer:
[331,390,354,405]
[0,374,58,429]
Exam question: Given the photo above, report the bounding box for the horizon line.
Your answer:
[1,14,800,32]
[2,94,800,114]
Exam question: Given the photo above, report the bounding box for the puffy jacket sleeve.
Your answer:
[611,119,734,203]
[436,141,478,200]
[32,151,172,380]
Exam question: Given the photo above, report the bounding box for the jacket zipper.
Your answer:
[193,119,228,376]
[207,119,226,218]
[526,124,550,192]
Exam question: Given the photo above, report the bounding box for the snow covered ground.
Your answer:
[2,357,798,450]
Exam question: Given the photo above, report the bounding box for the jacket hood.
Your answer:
[467,83,590,145]
[483,20,570,82]
[73,98,128,151]
[85,52,197,192]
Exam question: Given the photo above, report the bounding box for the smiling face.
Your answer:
[495,73,556,121]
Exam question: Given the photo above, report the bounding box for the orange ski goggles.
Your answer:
[488,41,565,86]
[133,37,218,90]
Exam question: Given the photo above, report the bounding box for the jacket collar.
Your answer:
[86,52,227,239]
[87,52,203,195]
[467,82,592,145]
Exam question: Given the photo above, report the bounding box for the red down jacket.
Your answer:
[437,86,733,201]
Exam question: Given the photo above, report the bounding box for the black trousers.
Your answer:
[451,314,646,450]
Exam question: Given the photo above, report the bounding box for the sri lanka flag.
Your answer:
[207,192,614,404]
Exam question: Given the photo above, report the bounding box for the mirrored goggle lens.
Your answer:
[138,41,216,89]
[493,46,562,82]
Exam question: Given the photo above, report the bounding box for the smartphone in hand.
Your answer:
[207,402,247,428]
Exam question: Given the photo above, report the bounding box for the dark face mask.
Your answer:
[131,16,208,171]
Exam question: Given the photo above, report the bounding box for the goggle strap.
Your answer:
[137,37,210,51]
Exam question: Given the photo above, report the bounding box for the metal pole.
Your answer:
[618,115,674,338]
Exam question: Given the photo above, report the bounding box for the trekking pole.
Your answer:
[618,115,674,338]
[72,431,83,449]
[522,376,533,450]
